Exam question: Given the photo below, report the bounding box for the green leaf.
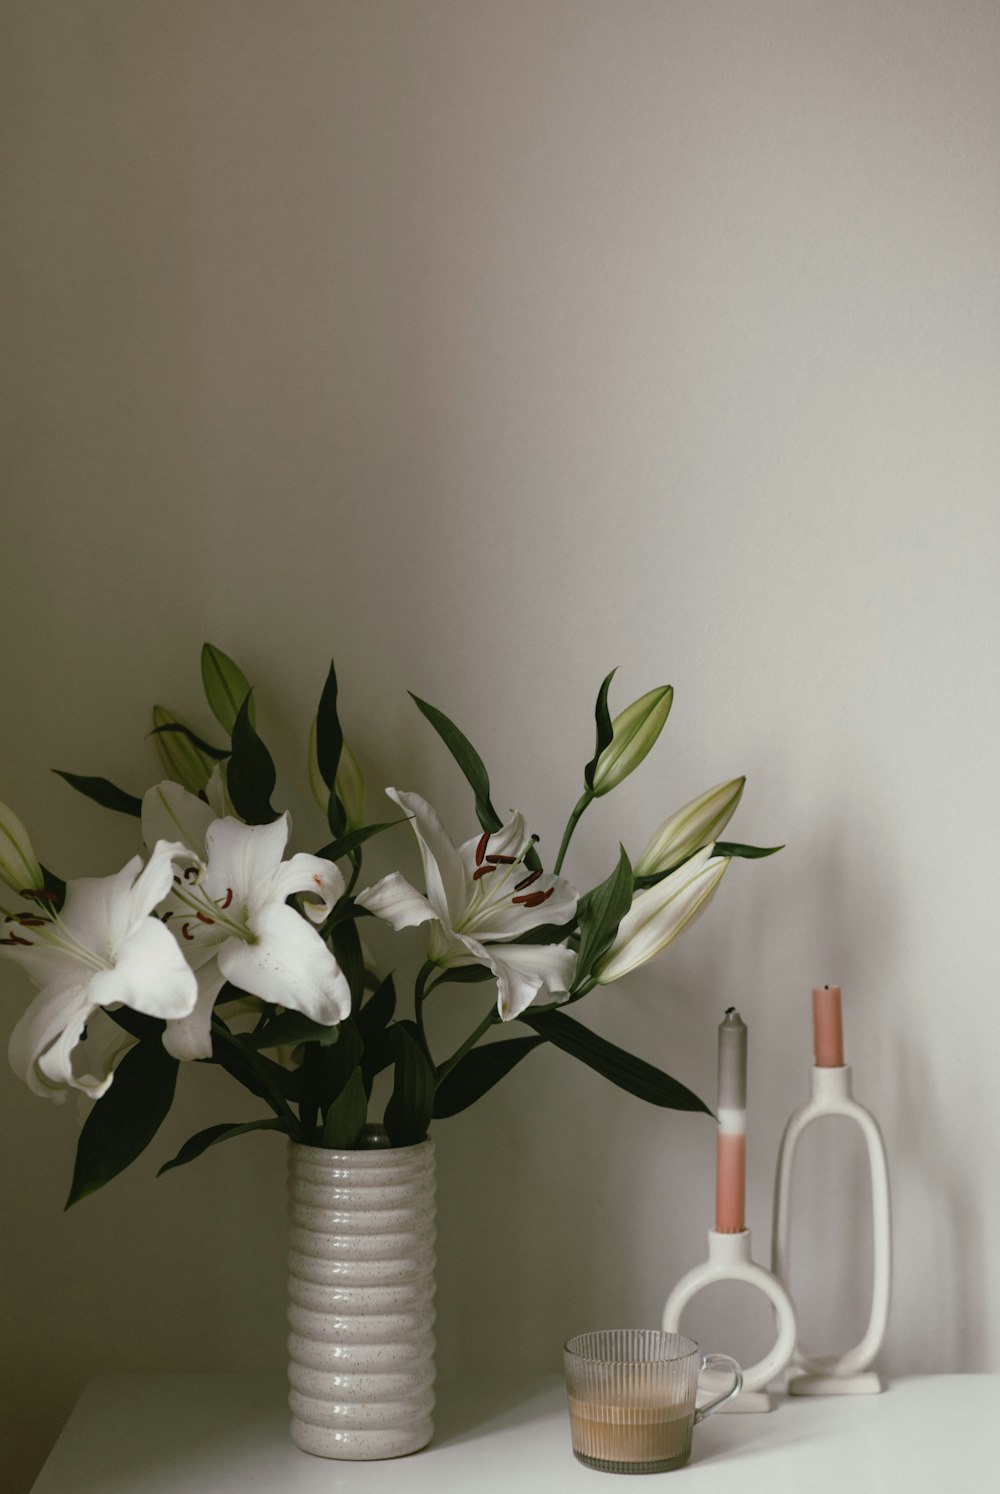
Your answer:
[209,1020,301,1103]
[713,841,785,861]
[322,1065,368,1148]
[66,1041,179,1206]
[433,1036,543,1118]
[383,1021,435,1146]
[158,1118,289,1175]
[54,772,142,818]
[201,643,255,735]
[356,973,396,1039]
[331,920,365,1010]
[106,1008,164,1042]
[520,1009,712,1115]
[226,694,277,824]
[507,919,576,946]
[583,668,617,792]
[409,693,502,834]
[316,820,404,864]
[428,964,494,987]
[315,661,344,790]
[248,1011,341,1051]
[574,846,633,985]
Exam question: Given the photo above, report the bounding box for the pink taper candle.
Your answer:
[812,985,844,1067]
[715,1008,747,1234]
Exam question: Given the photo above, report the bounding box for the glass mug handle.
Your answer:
[693,1354,743,1422]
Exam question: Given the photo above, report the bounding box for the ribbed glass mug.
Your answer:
[563,1329,742,1474]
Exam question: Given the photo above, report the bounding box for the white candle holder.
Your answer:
[662,1229,797,1412]
[771,1065,891,1395]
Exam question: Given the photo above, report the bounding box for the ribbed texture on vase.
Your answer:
[564,1330,698,1474]
[287,1140,436,1459]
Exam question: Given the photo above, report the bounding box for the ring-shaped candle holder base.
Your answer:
[788,1371,883,1396]
[662,1229,797,1414]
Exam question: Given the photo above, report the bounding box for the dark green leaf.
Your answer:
[202,643,255,734]
[316,820,404,864]
[409,693,502,833]
[520,1009,712,1115]
[149,719,229,761]
[428,964,494,987]
[209,1024,301,1103]
[158,1118,289,1175]
[66,1041,179,1206]
[383,1021,435,1146]
[356,973,396,1040]
[713,841,785,861]
[331,920,365,1011]
[583,668,617,792]
[574,846,633,985]
[433,1036,543,1118]
[54,772,142,818]
[248,1011,341,1051]
[226,693,277,824]
[315,661,344,790]
[107,1008,164,1042]
[322,1066,367,1148]
[507,919,577,946]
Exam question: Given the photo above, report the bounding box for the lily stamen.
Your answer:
[512,887,554,909]
[514,869,542,892]
[472,865,496,880]
[475,832,490,867]
[486,854,517,865]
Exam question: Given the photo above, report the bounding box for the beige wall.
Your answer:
[2,1,999,1486]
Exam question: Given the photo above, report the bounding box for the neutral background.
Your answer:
[2,2,998,1488]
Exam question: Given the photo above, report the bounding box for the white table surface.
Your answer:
[29,1370,996,1493]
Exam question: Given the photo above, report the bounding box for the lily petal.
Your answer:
[201,815,292,915]
[356,872,438,932]
[162,962,226,1061]
[218,902,351,1025]
[462,933,577,1021]
[8,978,98,1102]
[89,916,198,1018]
[270,852,345,925]
[386,789,466,923]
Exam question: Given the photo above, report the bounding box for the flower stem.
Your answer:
[435,1004,499,1084]
[553,791,594,875]
[414,960,437,1054]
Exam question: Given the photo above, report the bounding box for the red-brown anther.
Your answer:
[472,864,497,880]
[475,832,490,867]
[181,922,196,941]
[14,916,46,927]
[22,887,58,902]
[183,865,199,882]
[512,887,554,909]
[221,888,234,910]
[161,911,174,923]
[172,875,182,886]
[1,933,33,945]
[195,912,215,925]
[486,854,516,865]
[513,868,542,892]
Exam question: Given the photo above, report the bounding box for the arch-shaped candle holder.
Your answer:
[662,1229,797,1412]
[771,1064,891,1394]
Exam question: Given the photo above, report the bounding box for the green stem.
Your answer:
[211,1021,300,1132]
[435,1005,499,1084]
[553,790,594,875]
[414,960,437,1054]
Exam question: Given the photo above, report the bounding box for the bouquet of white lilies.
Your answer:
[0,646,778,1205]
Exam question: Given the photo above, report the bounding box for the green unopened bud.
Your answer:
[591,686,673,797]
[594,847,729,985]
[634,777,745,878]
[308,721,366,831]
[0,800,44,895]
[335,741,366,832]
[152,706,213,795]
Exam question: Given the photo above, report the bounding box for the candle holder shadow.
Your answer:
[662,1230,797,1412]
[771,1065,891,1395]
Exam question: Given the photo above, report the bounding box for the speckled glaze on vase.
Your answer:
[287,1139,436,1459]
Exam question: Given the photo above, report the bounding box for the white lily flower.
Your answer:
[157,812,351,1061]
[1,842,198,1102]
[593,845,730,985]
[357,789,578,1020]
[634,777,745,877]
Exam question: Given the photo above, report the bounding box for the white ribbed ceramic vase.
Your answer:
[286,1139,436,1459]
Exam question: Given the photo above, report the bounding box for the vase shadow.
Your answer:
[432,1373,562,1447]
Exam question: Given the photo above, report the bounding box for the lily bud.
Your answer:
[152,706,213,795]
[335,741,366,832]
[591,686,673,797]
[634,777,745,878]
[0,800,44,896]
[593,846,729,984]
